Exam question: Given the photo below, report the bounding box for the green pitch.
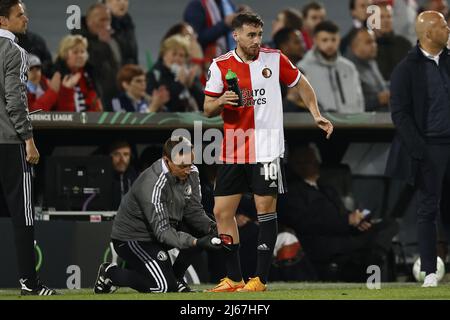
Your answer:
[1,282,450,300]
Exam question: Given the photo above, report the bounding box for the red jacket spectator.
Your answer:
[28,65,101,112]
[27,76,58,112]
[53,66,102,112]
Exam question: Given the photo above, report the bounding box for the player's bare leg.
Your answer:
[254,194,277,213]
[214,194,242,242]
[207,194,245,292]
[237,194,277,292]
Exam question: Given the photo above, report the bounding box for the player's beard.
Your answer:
[243,45,260,60]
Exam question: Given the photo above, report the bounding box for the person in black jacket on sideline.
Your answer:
[385,11,450,287]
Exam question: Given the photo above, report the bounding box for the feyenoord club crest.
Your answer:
[157,251,168,261]
[262,67,272,78]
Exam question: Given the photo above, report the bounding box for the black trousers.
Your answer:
[416,144,450,274]
[110,239,201,293]
[0,144,37,283]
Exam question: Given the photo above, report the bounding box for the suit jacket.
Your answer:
[385,45,450,185]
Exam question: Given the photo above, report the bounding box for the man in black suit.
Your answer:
[386,11,450,287]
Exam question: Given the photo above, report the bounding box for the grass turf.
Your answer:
[1,282,450,300]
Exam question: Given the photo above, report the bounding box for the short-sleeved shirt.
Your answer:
[205,48,301,164]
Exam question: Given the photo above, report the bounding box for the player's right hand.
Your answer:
[219,91,239,106]
[25,138,40,165]
[196,234,222,251]
[314,115,334,139]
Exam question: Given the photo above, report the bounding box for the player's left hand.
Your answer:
[314,116,333,139]
[196,235,222,251]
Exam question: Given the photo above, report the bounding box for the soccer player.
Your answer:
[94,136,222,294]
[0,0,56,295]
[204,12,333,292]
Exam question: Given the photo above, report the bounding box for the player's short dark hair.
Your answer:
[302,1,324,19]
[273,27,298,49]
[0,0,22,18]
[163,136,193,161]
[313,20,340,35]
[232,12,264,30]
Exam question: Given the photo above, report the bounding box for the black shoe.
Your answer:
[20,279,58,296]
[94,262,117,294]
[177,279,196,293]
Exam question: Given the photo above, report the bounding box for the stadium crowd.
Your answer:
[25,0,440,114]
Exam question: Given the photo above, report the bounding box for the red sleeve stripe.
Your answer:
[204,90,222,97]
[287,72,302,88]
[215,51,233,62]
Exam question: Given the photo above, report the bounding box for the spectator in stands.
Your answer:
[346,28,390,111]
[269,8,304,48]
[162,22,205,81]
[420,0,449,18]
[274,28,305,66]
[183,0,240,63]
[298,21,364,114]
[109,140,138,210]
[301,2,327,51]
[26,54,61,112]
[111,64,169,112]
[340,0,372,55]
[18,3,53,77]
[103,0,138,65]
[374,4,412,81]
[50,35,102,112]
[73,3,120,110]
[147,35,204,112]
[274,27,305,104]
[278,145,399,281]
[18,31,53,77]
[391,0,418,45]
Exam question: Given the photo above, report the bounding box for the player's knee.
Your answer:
[213,207,234,223]
[254,196,276,213]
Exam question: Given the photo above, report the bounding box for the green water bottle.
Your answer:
[225,69,243,107]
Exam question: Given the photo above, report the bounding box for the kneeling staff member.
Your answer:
[94,136,221,293]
